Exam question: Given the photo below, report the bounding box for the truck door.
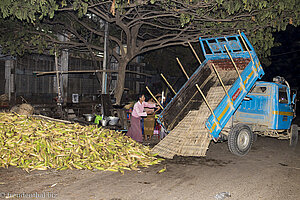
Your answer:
[274,86,293,129]
[234,83,272,127]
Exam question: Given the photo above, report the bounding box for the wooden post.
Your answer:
[188,42,202,65]
[146,86,164,110]
[54,52,63,117]
[176,58,189,79]
[102,21,109,94]
[224,45,246,91]
[5,60,12,101]
[60,50,68,105]
[58,34,69,105]
[211,63,234,106]
[54,53,61,102]
[160,73,177,95]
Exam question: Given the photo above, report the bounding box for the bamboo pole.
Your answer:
[211,63,233,106]
[32,115,72,124]
[160,73,177,95]
[224,45,246,91]
[175,58,219,121]
[195,84,219,124]
[176,58,189,79]
[33,69,152,77]
[238,30,259,82]
[238,30,254,62]
[146,86,164,110]
[188,42,202,65]
[175,58,220,132]
[34,69,117,76]
[223,45,241,78]
[238,30,258,73]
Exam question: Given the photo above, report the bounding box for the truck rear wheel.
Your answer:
[289,124,298,147]
[228,124,254,156]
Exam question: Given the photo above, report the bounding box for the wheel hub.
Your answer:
[237,130,249,150]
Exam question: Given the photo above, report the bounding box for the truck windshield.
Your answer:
[250,86,267,94]
[279,87,288,104]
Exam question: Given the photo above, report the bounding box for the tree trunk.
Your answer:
[114,61,128,105]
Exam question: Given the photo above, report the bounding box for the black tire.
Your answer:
[228,124,254,156]
[253,134,258,142]
[289,124,298,147]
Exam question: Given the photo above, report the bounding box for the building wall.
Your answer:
[9,53,149,104]
[15,55,55,103]
[67,57,100,103]
[14,54,101,104]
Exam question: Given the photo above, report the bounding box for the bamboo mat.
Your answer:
[152,86,230,158]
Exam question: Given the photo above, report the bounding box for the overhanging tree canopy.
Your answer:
[1,0,299,104]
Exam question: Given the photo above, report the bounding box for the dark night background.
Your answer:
[263,25,300,89]
[264,25,300,122]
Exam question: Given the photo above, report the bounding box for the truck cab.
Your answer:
[228,77,298,155]
[234,80,294,130]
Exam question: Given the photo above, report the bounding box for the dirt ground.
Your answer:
[1,124,299,200]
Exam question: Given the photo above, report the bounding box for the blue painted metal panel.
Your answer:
[204,33,264,139]
[234,82,272,128]
[270,85,277,129]
[234,82,293,130]
[275,85,293,129]
[199,32,256,60]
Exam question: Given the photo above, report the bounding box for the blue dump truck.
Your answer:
[152,32,298,158]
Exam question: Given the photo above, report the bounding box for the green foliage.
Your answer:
[0,0,89,22]
[0,17,57,56]
[0,0,299,61]
[248,28,275,58]
[180,13,191,27]
[207,0,299,57]
[0,0,60,23]
[72,0,88,17]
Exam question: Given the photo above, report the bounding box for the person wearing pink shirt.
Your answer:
[126,94,157,142]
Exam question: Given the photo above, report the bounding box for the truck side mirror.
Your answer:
[292,94,296,104]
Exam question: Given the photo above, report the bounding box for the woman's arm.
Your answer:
[143,101,156,108]
[133,102,147,117]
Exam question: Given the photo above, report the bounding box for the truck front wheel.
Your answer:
[228,124,254,156]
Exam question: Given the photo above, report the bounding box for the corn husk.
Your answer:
[0,112,162,173]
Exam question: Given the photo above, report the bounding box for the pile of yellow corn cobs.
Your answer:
[0,112,162,172]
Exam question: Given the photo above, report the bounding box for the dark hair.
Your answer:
[137,94,144,101]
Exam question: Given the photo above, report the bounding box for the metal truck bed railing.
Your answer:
[204,33,264,139]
